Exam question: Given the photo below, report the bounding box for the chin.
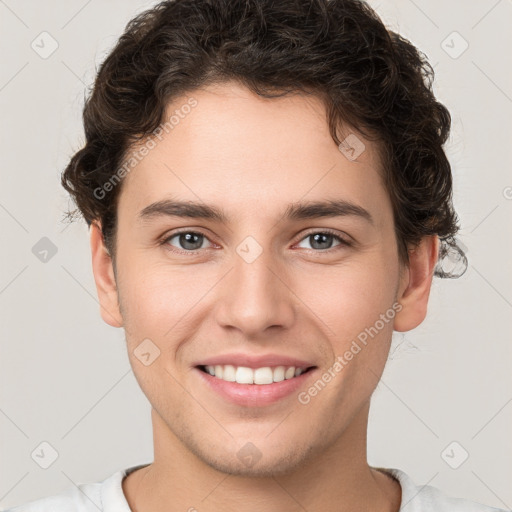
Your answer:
[186,432,320,478]
[202,447,312,477]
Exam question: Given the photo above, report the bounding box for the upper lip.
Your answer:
[194,353,316,369]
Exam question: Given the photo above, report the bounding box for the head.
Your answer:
[62,0,466,476]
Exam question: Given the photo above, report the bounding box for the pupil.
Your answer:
[311,233,332,250]
[181,232,202,250]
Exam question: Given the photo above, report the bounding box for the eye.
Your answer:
[160,228,351,255]
[295,230,351,251]
[163,231,213,252]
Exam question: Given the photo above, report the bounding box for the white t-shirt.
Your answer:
[4,463,508,511]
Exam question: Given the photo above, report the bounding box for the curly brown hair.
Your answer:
[61,0,467,278]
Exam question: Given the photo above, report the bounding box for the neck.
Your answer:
[123,403,401,512]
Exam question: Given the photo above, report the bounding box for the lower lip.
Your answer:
[195,367,316,406]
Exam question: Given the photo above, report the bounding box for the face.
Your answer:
[91,81,435,477]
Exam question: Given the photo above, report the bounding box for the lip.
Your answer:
[194,366,318,407]
[193,353,315,369]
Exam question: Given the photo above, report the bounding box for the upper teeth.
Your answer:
[204,365,306,385]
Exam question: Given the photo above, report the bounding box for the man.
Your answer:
[8,0,505,510]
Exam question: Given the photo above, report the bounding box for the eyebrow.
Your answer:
[137,198,374,226]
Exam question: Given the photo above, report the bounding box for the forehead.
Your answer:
[117,82,390,225]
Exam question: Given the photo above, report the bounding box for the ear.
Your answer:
[394,235,439,332]
[90,221,123,328]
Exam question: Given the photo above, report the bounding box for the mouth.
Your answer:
[196,364,316,385]
[194,363,318,406]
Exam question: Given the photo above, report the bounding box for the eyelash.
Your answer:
[159,228,352,255]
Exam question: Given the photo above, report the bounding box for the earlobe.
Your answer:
[393,235,439,333]
[90,221,123,328]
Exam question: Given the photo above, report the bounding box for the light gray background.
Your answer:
[1,0,511,509]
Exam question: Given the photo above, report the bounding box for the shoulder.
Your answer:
[3,464,149,512]
[378,467,509,512]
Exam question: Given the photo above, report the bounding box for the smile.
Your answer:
[199,364,314,385]
[195,364,317,406]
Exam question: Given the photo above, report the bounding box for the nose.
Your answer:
[215,245,296,338]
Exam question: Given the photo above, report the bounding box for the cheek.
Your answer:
[301,256,398,337]
[302,262,399,405]
[117,263,201,402]
[117,259,217,343]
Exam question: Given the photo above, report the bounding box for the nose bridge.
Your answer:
[216,237,295,335]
